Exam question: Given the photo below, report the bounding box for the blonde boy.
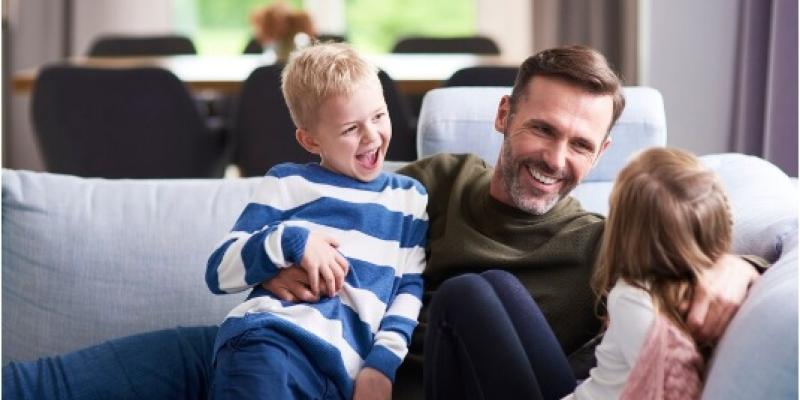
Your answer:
[206,43,428,399]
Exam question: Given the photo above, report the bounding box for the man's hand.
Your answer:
[687,254,760,344]
[353,367,392,400]
[262,267,326,302]
[299,232,349,297]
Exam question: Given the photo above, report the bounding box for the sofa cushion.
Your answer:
[702,227,798,399]
[2,170,259,363]
[701,153,799,261]
[416,86,667,182]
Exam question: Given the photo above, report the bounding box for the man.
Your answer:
[262,45,761,393]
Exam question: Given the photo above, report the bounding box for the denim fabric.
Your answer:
[3,326,217,400]
[211,327,344,400]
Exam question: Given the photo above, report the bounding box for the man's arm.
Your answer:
[687,254,762,343]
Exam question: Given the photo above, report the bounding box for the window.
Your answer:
[177,0,475,55]
[345,0,475,53]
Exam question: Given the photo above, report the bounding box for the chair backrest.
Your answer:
[378,70,417,161]
[392,35,500,55]
[416,86,667,182]
[443,66,519,87]
[88,34,196,57]
[232,64,313,177]
[233,65,417,177]
[31,65,227,178]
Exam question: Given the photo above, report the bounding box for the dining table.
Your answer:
[11,53,516,97]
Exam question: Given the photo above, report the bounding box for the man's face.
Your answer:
[490,75,614,215]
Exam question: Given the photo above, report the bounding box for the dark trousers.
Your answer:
[424,270,577,400]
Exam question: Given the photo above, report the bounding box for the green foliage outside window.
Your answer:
[179,0,474,55]
[345,0,474,53]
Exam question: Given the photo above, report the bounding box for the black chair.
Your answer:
[232,64,312,177]
[31,66,228,178]
[377,70,416,162]
[443,66,519,87]
[233,65,416,177]
[391,35,500,55]
[88,35,197,57]
[242,34,347,54]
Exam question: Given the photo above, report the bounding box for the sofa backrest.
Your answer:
[2,170,260,363]
[416,86,667,182]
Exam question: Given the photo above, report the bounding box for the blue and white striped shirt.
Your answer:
[206,163,428,397]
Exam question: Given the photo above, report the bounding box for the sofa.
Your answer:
[3,87,797,399]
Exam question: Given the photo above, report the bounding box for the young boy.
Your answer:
[205,43,428,399]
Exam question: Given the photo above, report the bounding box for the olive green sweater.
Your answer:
[398,153,606,359]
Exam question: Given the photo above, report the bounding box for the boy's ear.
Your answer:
[295,128,321,155]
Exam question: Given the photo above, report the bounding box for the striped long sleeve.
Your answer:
[206,162,428,398]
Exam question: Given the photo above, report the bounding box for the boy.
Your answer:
[205,43,428,399]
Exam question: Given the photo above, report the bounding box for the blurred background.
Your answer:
[3,0,797,177]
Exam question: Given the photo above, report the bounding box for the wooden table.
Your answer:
[12,53,515,96]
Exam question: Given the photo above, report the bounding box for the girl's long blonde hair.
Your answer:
[592,148,733,333]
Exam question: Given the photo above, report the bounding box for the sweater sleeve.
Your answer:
[205,174,310,294]
[363,195,428,381]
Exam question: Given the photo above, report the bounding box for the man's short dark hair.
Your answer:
[510,45,626,133]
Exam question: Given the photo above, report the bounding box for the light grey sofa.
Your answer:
[3,87,797,399]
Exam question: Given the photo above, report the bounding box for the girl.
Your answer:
[424,147,732,400]
[574,147,733,399]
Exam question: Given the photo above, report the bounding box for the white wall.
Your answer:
[643,0,741,155]
[476,0,533,64]
[5,0,64,171]
[73,0,175,56]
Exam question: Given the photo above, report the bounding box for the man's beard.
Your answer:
[499,137,576,215]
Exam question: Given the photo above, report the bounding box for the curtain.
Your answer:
[731,0,798,176]
[532,0,639,85]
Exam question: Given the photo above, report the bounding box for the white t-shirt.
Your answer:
[563,279,655,400]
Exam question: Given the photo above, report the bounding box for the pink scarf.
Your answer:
[620,314,705,400]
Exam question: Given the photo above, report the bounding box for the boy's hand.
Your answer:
[353,367,392,400]
[300,232,349,297]
[686,254,759,344]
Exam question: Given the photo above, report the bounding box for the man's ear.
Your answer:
[295,128,321,155]
[593,136,612,166]
[494,95,512,134]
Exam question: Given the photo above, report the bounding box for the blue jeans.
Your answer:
[3,326,217,400]
[211,326,344,399]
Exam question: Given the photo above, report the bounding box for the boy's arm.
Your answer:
[205,175,311,294]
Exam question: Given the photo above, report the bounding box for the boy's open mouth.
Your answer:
[356,148,380,168]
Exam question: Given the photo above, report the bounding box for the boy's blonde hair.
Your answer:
[281,42,380,129]
[592,147,733,332]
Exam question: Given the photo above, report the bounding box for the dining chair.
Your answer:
[31,66,229,178]
[443,66,519,87]
[391,35,500,55]
[232,65,416,177]
[88,34,197,57]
